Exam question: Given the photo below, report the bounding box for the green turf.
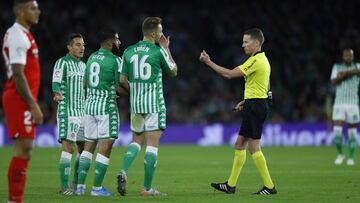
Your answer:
[0,146,359,203]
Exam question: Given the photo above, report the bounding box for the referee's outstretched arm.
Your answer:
[199,50,244,79]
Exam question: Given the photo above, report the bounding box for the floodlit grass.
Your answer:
[0,146,359,203]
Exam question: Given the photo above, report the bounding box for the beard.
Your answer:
[111,43,120,55]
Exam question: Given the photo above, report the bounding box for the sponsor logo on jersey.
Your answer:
[25,125,32,133]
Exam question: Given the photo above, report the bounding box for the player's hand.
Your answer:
[199,50,210,63]
[233,100,245,112]
[30,102,44,125]
[53,92,63,102]
[337,71,350,80]
[159,35,170,49]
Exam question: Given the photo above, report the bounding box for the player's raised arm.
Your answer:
[159,35,177,76]
[337,65,360,80]
[199,50,244,79]
[331,64,350,85]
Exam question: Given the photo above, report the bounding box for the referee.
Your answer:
[199,28,276,195]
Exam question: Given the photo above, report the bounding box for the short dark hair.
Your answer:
[13,0,33,8]
[98,28,117,44]
[244,28,265,45]
[67,33,83,45]
[343,48,353,53]
[142,17,162,36]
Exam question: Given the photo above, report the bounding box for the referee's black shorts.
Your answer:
[239,98,269,139]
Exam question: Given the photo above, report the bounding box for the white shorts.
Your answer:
[84,114,119,141]
[131,112,166,134]
[332,104,360,124]
[57,116,85,143]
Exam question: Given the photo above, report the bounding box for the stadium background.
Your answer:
[1,0,360,125]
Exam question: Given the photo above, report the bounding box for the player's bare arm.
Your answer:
[159,35,177,76]
[119,74,130,93]
[12,64,43,124]
[339,68,360,79]
[332,70,355,84]
[199,50,244,79]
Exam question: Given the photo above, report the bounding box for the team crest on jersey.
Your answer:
[55,70,61,77]
[25,125,32,133]
[32,48,39,58]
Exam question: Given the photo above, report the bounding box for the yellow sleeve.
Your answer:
[238,58,257,76]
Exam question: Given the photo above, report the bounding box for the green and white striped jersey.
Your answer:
[119,41,176,113]
[52,54,86,117]
[331,62,360,105]
[85,48,121,115]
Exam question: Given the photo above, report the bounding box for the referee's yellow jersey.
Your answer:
[238,51,270,99]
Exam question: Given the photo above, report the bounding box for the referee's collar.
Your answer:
[252,51,264,56]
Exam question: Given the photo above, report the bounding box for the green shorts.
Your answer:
[131,111,166,134]
[84,107,119,141]
[57,116,85,143]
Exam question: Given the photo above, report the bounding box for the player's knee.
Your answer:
[16,146,32,160]
[234,138,246,150]
[234,142,245,150]
[98,142,114,156]
[348,124,357,129]
[333,125,343,135]
[62,141,76,154]
[146,136,161,147]
[334,120,344,126]
[248,141,261,154]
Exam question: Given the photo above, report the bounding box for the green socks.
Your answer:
[72,153,80,185]
[348,128,357,159]
[59,151,72,189]
[93,153,110,187]
[334,126,343,155]
[122,142,141,174]
[144,146,158,190]
[77,151,92,185]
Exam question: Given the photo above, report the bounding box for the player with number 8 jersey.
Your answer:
[75,30,121,196]
[84,47,121,139]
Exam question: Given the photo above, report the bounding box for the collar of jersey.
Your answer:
[139,40,155,45]
[99,48,112,54]
[66,53,81,61]
[14,22,29,32]
[252,51,264,56]
[342,62,355,67]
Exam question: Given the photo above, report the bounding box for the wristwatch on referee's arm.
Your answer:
[267,90,273,106]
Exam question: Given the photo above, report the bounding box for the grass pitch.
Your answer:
[0,146,359,203]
